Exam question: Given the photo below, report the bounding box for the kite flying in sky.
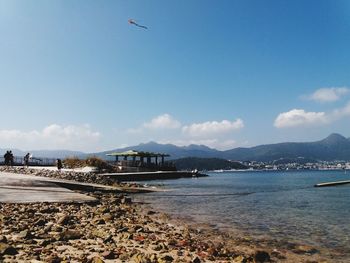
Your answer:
[128,19,148,29]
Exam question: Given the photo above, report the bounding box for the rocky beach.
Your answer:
[0,167,333,262]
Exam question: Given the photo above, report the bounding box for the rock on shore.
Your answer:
[0,192,259,263]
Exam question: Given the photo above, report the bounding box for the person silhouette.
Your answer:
[56,159,63,171]
[9,151,14,166]
[3,151,10,166]
[24,153,30,167]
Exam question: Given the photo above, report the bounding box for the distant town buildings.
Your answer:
[239,160,350,171]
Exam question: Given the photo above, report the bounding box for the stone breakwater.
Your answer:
[0,167,118,186]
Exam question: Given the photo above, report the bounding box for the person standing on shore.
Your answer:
[3,151,10,166]
[9,151,14,166]
[56,159,63,171]
[23,153,30,167]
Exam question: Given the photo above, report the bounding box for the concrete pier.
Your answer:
[314,180,350,187]
[100,171,208,181]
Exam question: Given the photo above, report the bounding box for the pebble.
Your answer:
[253,250,270,262]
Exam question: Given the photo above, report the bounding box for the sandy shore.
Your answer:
[0,167,336,262]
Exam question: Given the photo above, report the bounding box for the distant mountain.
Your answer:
[222,133,350,162]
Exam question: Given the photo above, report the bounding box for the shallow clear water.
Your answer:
[133,170,350,257]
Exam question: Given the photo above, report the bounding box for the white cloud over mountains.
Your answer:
[305,87,349,102]
[143,114,181,130]
[274,109,328,128]
[182,119,244,137]
[126,114,244,150]
[129,114,244,137]
[275,86,350,128]
[0,124,100,151]
[127,114,181,134]
[274,101,350,128]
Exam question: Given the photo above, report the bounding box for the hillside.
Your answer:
[222,133,350,161]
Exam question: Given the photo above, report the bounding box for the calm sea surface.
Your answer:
[133,170,350,258]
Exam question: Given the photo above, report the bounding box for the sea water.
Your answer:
[133,170,350,258]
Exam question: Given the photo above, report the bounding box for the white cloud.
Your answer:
[182,119,244,137]
[127,114,181,134]
[274,109,328,128]
[276,87,350,128]
[306,87,349,102]
[143,114,181,130]
[274,101,350,128]
[0,124,100,151]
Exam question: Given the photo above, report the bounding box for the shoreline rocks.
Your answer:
[0,193,331,263]
[0,193,250,262]
[0,167,336,262]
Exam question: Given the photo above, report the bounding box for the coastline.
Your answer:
[0,167,341,262]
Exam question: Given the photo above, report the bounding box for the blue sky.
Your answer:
[1,0,350,151]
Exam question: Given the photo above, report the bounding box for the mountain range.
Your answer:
[88,133,350,162]
[223,133,350,162]
[95,133,350,162]
[2,133,350,162]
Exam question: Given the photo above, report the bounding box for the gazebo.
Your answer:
[106,150,174,172]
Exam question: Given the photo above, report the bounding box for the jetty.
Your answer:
[101,170,207,181]
[314,180,350,187]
